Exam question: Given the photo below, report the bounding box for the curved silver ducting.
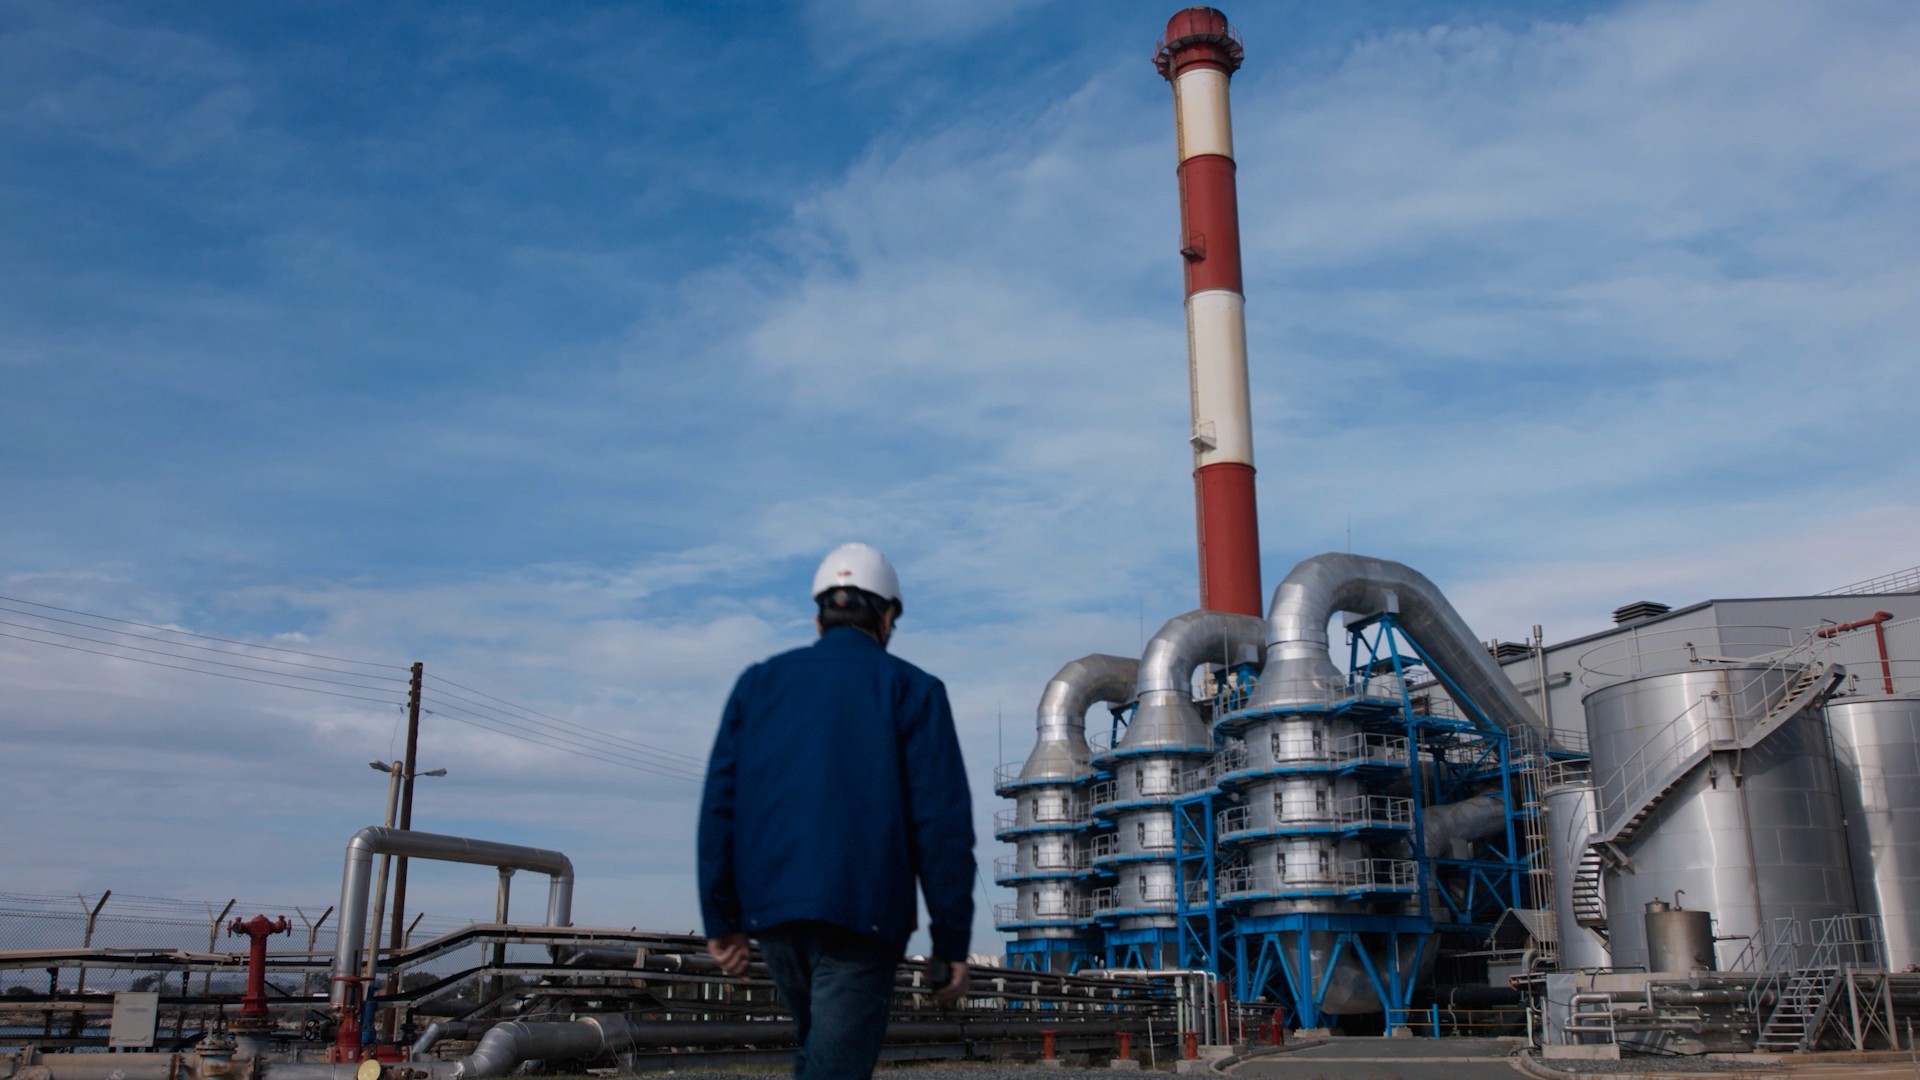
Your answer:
[444,1017,621,1078]
[1021,654,1138,782]
[1120,610,1264,753]
[1248,552,1541,733]
[1422,792,1509,857]
[330,827,575,1009]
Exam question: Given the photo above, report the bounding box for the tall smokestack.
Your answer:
[1156,7,1261,617]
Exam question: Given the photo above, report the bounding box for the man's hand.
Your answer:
[932,960,969,1007]
[706,932,750,977]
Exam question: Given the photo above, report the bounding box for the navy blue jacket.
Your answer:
[698,626,976,960]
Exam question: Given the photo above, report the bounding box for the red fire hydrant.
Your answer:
[227,915,292,1019]
[1116,1031,1134,1061]
[1041,1029,1059,1060]
[1184,1031,1199,1059]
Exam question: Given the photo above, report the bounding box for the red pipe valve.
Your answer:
[228,914,292,1019]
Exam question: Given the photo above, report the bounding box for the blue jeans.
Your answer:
[757,921,901,1080]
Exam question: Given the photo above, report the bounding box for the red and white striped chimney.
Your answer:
[1156,7,1262,617]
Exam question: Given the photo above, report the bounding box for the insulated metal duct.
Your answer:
[1123,609,1264,753]
[329,827,574,1009]
[1022,654,1139,782]
[1247,552,1543,734]
[1089,611,1262,937]
[999,654,1140,951]
[1421,792,1507,857]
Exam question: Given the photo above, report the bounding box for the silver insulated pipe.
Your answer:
[1022,654,1139,782]
[1122,610,1265,754]
[1247,552,1542,734]
[1001,654,1138,945]
[1091,611,1262,931]
[329,826,574,1008]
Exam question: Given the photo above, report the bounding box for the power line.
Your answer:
[0,631,404,706]
[0,594,407,671]
[419,693,703,782]
[0,595,706,780]
[0,618,402,694]
[423,677,704,767]
[419,695,702,784]
[421,708,701,784]
[0,603,405,681]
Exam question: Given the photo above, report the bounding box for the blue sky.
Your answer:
[3,0,1917,957]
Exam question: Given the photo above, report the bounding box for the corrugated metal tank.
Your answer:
[1825,695,1920,969]
[1583,666,1855,970]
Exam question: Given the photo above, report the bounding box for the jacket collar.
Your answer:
[816,624,887,653]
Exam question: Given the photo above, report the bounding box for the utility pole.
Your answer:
[388,662,424,962]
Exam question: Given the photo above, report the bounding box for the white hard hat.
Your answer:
[811,542,902,610]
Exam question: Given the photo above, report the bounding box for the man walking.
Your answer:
[699,542,975,1080]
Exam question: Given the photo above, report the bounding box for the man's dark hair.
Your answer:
[817,587,898,638]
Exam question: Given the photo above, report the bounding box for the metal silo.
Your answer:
[1581,664,1855,970]
[1825,695,1920,970]
[1543,766,1610,970]
[995,655,1137,971]
[1089,611,1262,966]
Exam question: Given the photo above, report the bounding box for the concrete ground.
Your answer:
[1226,1037,1522,1080]
[1216,1034,1920,1080]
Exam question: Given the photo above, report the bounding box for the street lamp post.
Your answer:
[363,762,446,982]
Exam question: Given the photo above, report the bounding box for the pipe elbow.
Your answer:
[345,825,388,859]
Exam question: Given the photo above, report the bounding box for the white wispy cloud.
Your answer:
[3,0,1917,958]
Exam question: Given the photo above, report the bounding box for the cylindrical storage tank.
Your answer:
[1544,777,1611,970]
[1825,695,1920,969]
[1643,900,1715,973]
[1583,666,1855,970]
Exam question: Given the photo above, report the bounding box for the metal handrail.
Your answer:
[1089,777,1182,811]
[1588,636,1834,837]
[1336,794,1414,829]
[1833,658,1920,698]
[995,849,1084,877]
[1543,758,1592,789]
[1230,730,1409,775]
[1577,624,1816,687]
[995,799,1087,831]
[1216,806,1251,837]
[1342,858,1418,891]
[1820,565,1920,596]
[1740,918,1803,1019]
[1228,673,1409,713]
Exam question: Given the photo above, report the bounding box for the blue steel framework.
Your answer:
[1199,614,1525,1029]
[1000,615,1530,1029]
